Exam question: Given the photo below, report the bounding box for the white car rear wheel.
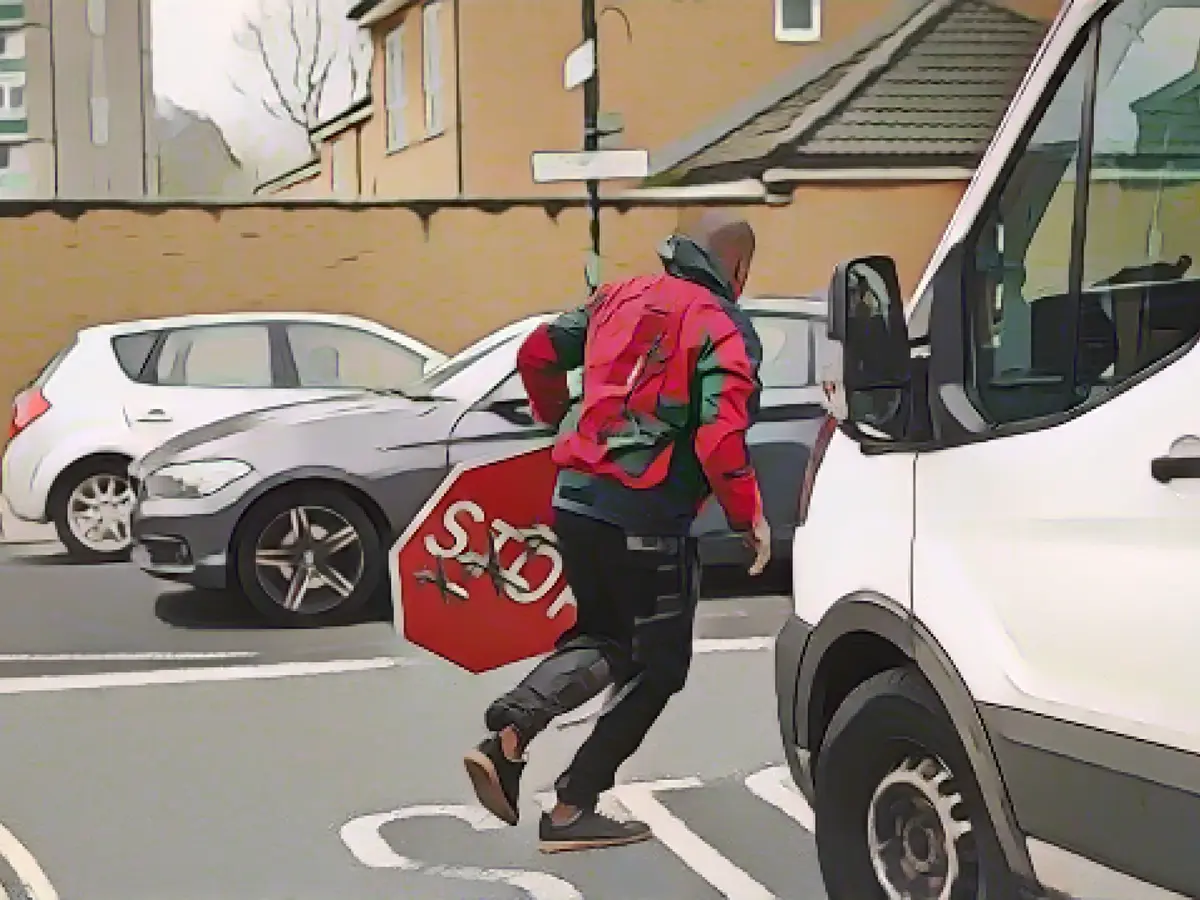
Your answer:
[51,457,135,563]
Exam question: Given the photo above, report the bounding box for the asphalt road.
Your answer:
[0,542,827,900]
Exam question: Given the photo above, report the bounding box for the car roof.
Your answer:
[75,310,430,341]
[741,294,827,318]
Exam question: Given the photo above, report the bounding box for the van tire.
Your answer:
[813,667,1017,900]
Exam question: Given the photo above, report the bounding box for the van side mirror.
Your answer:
[824,255,911,439]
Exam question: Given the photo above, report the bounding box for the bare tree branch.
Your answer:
[232,0,364,149]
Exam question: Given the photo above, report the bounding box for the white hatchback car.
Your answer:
[2,311,445,562]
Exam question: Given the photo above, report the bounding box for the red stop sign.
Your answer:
[389,443,578,673]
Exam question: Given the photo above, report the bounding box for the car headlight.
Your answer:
[142,460,252,500]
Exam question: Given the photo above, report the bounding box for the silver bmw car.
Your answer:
[130,299,828,626]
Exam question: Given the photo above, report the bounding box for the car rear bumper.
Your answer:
[1,432,49,522]
[775,613,815,804]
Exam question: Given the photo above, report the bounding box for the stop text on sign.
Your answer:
[422,500,575,619]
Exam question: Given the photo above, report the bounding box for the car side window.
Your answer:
[965,4,1200,426]
[155,324,273,388]
[754,316,813,389]
[111,331,159,381]
[284,323,426,390]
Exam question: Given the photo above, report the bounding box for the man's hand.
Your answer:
[744,514,771,576]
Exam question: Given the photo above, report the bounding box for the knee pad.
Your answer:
[485,636,627,738]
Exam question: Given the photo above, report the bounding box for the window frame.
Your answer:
[0,72,25,120]
[422,0,445,137]
[0,30,24,60]
[110,330,163,382]
[384,23,408,152]
[278,321,427,391]
[774,0,820,43]
[926,0,1200,449]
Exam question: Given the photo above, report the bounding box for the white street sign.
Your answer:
[531,149,650,184]
[563,39,596,90]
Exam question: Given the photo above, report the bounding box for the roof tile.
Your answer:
[665,0,1048,184]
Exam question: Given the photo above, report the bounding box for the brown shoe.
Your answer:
[538,809,653,853]
[463,736,525,826]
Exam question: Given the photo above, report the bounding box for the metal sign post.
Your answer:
[582,0,601,289]
[540,4,649,292]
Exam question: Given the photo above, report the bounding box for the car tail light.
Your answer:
[9,387,50,441]
[797,415,837,526]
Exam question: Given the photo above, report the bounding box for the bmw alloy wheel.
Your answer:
[252,505,365,616]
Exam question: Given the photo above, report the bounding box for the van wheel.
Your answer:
[813,667,1016,900]
[50,456,136,563]
[233,485,382,628]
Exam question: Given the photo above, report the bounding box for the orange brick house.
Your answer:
[256,0,1062,305]
[259,0,1064,200]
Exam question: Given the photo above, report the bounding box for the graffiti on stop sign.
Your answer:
[418,499,575,620]
[392,443,576,673]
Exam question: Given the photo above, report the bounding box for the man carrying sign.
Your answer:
[463,210,770,853]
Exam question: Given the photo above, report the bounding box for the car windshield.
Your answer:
[403,320,541,402]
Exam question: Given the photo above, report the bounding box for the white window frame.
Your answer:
[0,30,24,60]
[0,72,25,120]
[86,0,106,37]
[774,0,821,43]
[385,24,408,151]
[422,1,445,137]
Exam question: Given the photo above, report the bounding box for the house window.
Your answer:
[422,0,444,137]
[0,31,25,60]
[384,24,407,151]
[86,0,106,36]
[0,75,24,119]
[775,0,820,42]
[0,146,11,170]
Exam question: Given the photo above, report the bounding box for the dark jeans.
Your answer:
[484,509,701,809]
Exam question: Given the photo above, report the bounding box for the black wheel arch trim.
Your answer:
[795,591,1036,882]
[227,468,394,560]
[49,451,136,500]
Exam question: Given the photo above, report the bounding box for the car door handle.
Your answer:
[135,409,172,424]
[1151,455,1200,483]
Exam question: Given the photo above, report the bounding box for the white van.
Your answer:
[776,1,1200,898]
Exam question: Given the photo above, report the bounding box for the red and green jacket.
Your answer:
[516,235,764,535]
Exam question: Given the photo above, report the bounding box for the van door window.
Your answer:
[1081,5,1200,385]
[965,3,1200,426]
[966,25,1092,423]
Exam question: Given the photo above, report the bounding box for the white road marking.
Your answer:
[693,637,773,653]
[340,804,582,900]
[0,656,423,695]
[0,820,58,900]
[743,765,815,831]
[0,634,771,699]
[611,778,777,900]
[0,652,259,663]
[697,609,749,620]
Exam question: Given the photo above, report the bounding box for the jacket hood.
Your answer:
[658,234,738,304]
